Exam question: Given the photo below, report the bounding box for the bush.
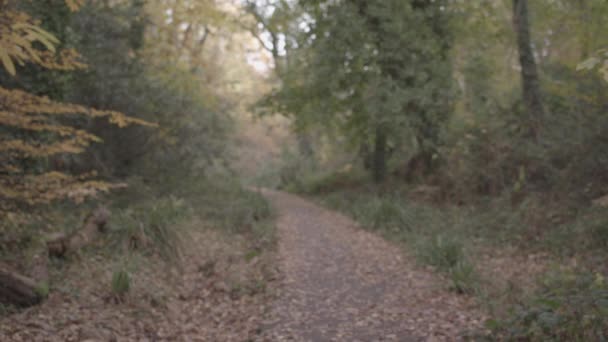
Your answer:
[490,270,608,341]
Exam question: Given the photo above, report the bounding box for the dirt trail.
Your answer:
[260,189,484,341]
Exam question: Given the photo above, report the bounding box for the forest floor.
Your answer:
[0,190,490,341]
[260,189,485,341]
[0,217,277,341]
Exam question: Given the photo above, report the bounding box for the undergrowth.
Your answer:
[302,171,608,340]
[0,175,278,310]
[107,175,276,260]
[319,189,480,295]
[488,269,608,341]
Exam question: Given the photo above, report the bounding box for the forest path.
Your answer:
[259,189,484,341]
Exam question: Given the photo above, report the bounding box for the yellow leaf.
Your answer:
[0,48,16,76]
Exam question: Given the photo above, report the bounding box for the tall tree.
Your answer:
[513,0,545,137]
[269,0,452,182]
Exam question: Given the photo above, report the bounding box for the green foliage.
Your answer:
[577,48,608,82]
[61,2,232,183]
[258,0,453,180]
[415,235,478,294]
[542,206,608,256]
[192,179,273,235]
[109,196,189,260]
[448,260,479,295]
[491,270,608,341]
[339,195,416,234]
[0,1,152,215]
[111,269,131,297]
[34,282,50,299]
[416,235,465,271]
[276,148,319,192]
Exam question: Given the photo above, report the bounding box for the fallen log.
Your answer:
[0,263,43,307]
[47,207,110,258]
[0,207,109,307]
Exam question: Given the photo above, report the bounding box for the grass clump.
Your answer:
[109,196,189,260]
[416,234,465,271]
[416,234,479,294]
[361,197,414,233]
[321,191,418,236]
[111,269,131,298]
[448,260,479,295]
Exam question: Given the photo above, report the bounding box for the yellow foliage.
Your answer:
[0,171,127,205]
[0,0,154,214]
[64,0,85,12]
[0,9,86,75]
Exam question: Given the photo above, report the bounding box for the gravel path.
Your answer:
[260,189,484,341]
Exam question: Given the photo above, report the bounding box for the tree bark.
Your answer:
[513,0,545,137]
[47,207,110,258]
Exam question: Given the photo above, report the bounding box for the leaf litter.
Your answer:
[0,218,277,341]
[1,191,488,341]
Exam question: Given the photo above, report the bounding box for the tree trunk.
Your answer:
[360,142,372,171]
[0,264,43,307]
[513,0,545,137]
[372,124,387,183]
[47,207,110,258]
[578,0,591,59]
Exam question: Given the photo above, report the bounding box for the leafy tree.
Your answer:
[261,0,452,182]
[0,0,151,214]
